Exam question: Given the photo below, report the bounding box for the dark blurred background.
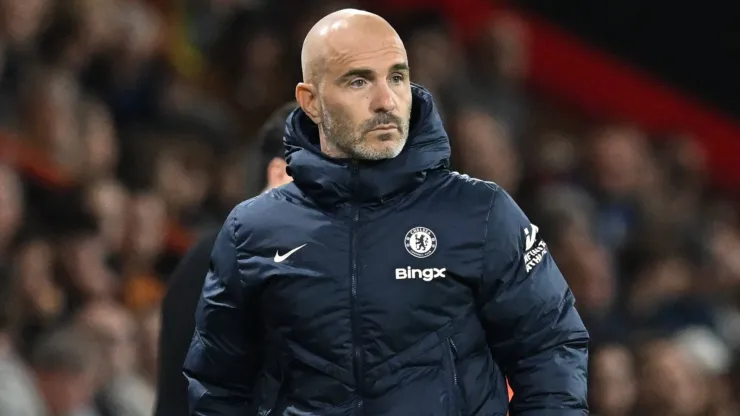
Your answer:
[1,0,739,415]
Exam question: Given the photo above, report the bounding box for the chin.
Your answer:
[352,132,406,160]
[352,141,403,160]
[375,140,406,159]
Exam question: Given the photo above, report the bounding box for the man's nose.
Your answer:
[371,83,396,113]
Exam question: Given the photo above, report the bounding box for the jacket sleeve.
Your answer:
[477,187,589,415]
[183,206,262,415]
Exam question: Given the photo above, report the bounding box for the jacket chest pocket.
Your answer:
[443,338,465,416]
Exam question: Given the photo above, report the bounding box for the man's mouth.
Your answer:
[371,124,398,131]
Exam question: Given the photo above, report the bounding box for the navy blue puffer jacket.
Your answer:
[183,84,589,416]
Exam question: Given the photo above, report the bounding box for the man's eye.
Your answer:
[391,74,405,83]
[350,79,367,88]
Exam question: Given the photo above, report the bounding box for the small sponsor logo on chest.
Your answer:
[395,267,447,281]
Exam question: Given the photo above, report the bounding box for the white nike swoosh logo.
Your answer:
[274,244,307,263]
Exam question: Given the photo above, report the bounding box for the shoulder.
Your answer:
[432,170,500,211]
[436,171,533,255]
[228,185,295,231]
[229,193,271,225]
[438,171,528,225]
[224,183,315,249]
[483,183,538,264]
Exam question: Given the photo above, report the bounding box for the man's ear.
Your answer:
[295,82,321,125]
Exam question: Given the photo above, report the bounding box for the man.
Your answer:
[184,9,589,416]
[153,102,296,416]
[0,265,47,416]
[76,301,154,416]
[30,324,103,416]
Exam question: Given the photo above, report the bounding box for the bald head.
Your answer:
[301,9,403,84]
[296,9,412,160]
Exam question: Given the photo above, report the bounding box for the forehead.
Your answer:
[324,32,407,74]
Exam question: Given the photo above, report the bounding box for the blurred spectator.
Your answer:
[152,141,212,223]
[136,306,160,385]
[589,344,636,416]
[0,264,47,416]
[76,301,155,416]
[466,12,530,140]
[57,223,118,305]
[83,0,168,125]
[633,338,711,416]
[121,191,167,312]
[22,68,83,159]
[0,165,23,262]
[85,179,129,254]
[587,125,654,250]
[402,12,466,121]
[80,98,118,179]
[29,324,104,416]
[0,0,51,50]
[453,108,521,194]
[12,230,65,351]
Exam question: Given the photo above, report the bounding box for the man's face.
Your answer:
[638,342,708,414]
[317,32,412,160]
[87,180,128,253]
[38,369,98,416]
[591,346,636,414]
[126,193,166,261]
[79,302,137,375]
[0,0,49,45]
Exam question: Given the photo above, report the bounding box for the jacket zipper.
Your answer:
[447,338,459,388]
[447,338,461,415]
[349,162,364,413]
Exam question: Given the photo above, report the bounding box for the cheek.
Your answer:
[395,86,412,108]
[325,98,363,128]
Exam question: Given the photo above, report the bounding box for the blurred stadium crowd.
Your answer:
[1,0,739,415]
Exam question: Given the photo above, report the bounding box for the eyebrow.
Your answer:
[338,62,411,82]
[390,62,411,74]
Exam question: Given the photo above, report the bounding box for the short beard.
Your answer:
[319,99,409,161]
